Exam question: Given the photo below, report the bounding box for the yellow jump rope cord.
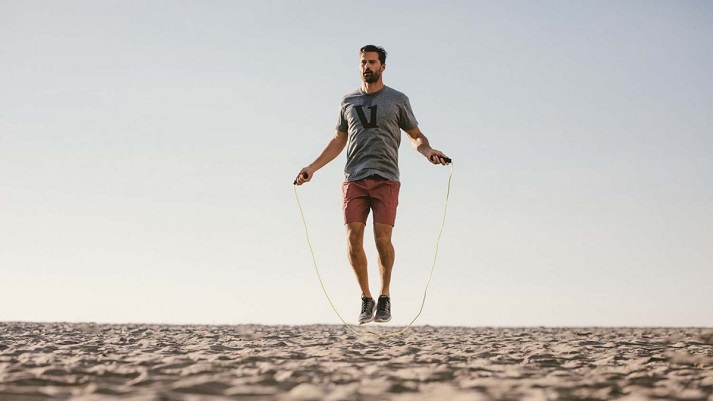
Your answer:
[293,162,453,338]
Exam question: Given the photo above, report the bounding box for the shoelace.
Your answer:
[377,298,390,311]
[361,299,374,313]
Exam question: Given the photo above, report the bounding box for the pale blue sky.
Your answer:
[2,1,711,326]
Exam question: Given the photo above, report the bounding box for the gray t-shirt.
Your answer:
[336,86,418,182]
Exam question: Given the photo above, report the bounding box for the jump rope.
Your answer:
[293,158,453,338]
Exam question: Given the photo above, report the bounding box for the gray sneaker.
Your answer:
[374,295,391,323]
[358,295,376,324]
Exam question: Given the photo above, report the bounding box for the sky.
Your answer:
[1,0,711,327]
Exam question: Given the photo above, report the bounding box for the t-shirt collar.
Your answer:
[359,85,387,96]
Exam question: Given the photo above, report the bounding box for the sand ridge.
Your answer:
[1,323,712,400]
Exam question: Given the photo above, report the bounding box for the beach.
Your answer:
[1,323,712,400]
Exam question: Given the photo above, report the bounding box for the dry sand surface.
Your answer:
[1,323,712,401]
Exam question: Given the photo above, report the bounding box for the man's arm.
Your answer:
[404,126,450,165]
[294,131,348,185]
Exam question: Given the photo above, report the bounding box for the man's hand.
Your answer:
[404,127,450,165]
[294,168,314,185]
[427,150,451,165]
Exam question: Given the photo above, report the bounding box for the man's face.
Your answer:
[360,52,384,83]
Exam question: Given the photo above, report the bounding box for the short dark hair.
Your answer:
[360,45,387,64]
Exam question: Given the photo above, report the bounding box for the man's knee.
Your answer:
[375,238,393,256]
[346,223,365,248]
[373,224,393,253]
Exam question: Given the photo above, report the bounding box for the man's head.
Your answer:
[360,45,387,64]
[360,45,387,84]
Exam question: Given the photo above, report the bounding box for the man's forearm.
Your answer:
[309,134,347,171]
[410,133,433,156]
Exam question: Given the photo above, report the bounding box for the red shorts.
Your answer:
[342,175,401,226]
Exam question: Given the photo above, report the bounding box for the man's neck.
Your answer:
[361,80,384,94]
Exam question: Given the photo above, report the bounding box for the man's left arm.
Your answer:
[404,126,450,165]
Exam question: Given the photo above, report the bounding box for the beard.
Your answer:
[362,70,380,83]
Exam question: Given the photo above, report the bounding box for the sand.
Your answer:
[1,323,712,401]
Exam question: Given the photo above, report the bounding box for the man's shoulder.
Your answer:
[339,89,363,105]
[383,86,408,97]
[381,86,411,103]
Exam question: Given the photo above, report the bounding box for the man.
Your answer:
[295,45,450,325]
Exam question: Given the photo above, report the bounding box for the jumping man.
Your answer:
[294,45,450,324]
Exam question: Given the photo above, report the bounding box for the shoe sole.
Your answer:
[374,316,391,323]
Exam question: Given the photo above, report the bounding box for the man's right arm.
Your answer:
[294,131,347,185]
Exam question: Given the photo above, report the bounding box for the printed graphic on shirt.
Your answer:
[354,105,379,128]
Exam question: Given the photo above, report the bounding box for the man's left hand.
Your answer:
[427,150,451,165]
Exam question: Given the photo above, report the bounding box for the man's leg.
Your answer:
[373,222,394,323]
[373,222,395,296]
[347,222,377,324]
[345,222,371,298]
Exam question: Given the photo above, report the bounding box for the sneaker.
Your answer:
[374,295,391,323]
[358,295,376,325]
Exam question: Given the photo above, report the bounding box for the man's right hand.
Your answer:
[294,168,313,185]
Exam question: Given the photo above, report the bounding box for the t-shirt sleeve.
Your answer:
[399,96,418,130]
[336,104,348,132]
